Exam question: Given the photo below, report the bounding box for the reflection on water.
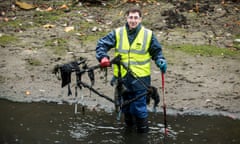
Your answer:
[0,99,240,144]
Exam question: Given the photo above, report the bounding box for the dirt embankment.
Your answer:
[0,0,240,118]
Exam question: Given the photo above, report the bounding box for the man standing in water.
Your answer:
[95,8,167,133]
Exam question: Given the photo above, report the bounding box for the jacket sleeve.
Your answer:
[96,30,116,62]
[148,33,165,61]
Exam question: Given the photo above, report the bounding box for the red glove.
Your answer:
[100,57,110,67]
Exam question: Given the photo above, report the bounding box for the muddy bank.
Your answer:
[0,0,240,119]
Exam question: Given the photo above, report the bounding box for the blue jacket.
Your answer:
[96,23,165,63]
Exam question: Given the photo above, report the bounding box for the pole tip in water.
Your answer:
[165,128,169,135]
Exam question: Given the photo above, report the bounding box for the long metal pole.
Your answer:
[162,72,167,135]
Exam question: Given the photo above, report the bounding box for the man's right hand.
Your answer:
[100,57,110,67]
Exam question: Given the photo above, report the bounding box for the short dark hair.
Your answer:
[126,8,142,17]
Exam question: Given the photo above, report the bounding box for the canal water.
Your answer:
[0,99,239,144]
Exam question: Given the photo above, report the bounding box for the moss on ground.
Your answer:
[167,44,240,57]
[45,38,69,56]
[26,58,42,66]
[0,35,18,46]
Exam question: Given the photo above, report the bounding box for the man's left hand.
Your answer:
[156,59,167,73]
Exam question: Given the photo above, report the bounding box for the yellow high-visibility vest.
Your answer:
[114,26,152,77]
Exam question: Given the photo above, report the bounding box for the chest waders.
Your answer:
[113,55,160,120]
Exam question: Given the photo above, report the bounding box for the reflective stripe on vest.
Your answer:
[114,26,152,77]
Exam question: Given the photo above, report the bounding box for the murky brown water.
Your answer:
[0,99,239,144]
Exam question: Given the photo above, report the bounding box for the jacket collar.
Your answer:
[125,23,142,34]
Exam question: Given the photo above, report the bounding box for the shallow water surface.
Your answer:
[0,99,239,144]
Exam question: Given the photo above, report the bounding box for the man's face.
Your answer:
[126,12,142,30]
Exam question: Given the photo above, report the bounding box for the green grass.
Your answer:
[33,11,63,25]
[0,75,6,83]
[83,32,106,42]
[235,34,240,38]
[0,10,63,30]
[45,38,69,56]
[26,58,42,66]
[233,34,240,50]
[167,44,240,57]
[0,35,18,45]
[0,18,24,29]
